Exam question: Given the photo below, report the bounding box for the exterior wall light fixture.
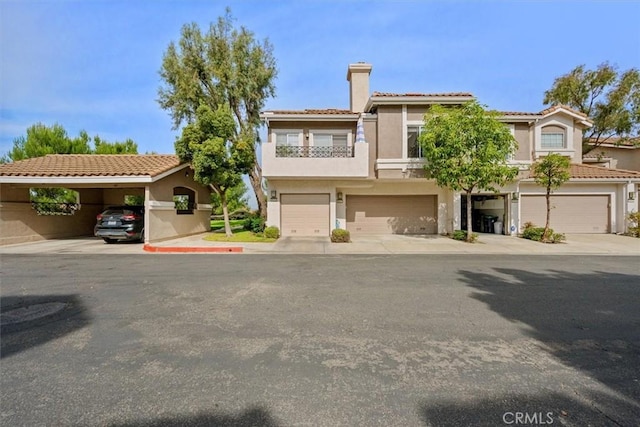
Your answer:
[270,190,277,201]
[337,192,343,203]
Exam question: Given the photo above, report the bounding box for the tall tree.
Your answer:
[543,62,640,154]
[158,10,277,220]
[420,101,519,242]
[531,153,571,242]
[175,104,253,237]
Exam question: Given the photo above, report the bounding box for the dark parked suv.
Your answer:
[94,205,144,243]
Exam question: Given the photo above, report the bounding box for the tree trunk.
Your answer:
[466,191,473,242]
[543,187,551,242]
[249,166,267,219]
[220,192,233,237]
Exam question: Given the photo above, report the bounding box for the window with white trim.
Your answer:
[540,126,566,149]
[275,132,300,147]
[311,133,348,147]
[541,133,565,149]
[407,125,424,158]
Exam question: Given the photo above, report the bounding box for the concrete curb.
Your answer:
[142,244,243,253]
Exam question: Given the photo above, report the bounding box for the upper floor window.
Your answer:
[311,133,348,148]
[275,132,300,147]
[540,126,566,149]
[407,125,424,158]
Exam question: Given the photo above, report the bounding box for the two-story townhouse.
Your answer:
[261,63,640,237]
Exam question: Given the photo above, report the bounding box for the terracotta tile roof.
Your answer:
[527,163,640,180]
[500,111,541,116]
[0,154,182,177]
[372,91,474,97]
[265,108,356,115]
[540,104,589,118]
[586,136,640,147]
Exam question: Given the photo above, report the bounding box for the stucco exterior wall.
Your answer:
[377,106,403,159]
[513,123,532,161]
[588,147,639,171]
[0,185,104,245]
[146,168,211,242]
[103,188,145,206]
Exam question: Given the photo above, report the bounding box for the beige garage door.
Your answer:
[346,195,438,235]
[521,195,610,233]
[280,194,330,237]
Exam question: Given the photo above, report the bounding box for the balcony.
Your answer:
[262,143,369,179]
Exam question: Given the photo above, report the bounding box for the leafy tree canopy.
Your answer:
[420,101,519,241]
[158,9,277,219]
[1,122,138,163]
[420,101,519,193]
[175,104,253,236]
[543,62,640,153]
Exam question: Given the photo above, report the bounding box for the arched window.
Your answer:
[541,125,566,149]
[173,187,195,215]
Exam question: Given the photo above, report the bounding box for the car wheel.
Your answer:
[103,238,117,244]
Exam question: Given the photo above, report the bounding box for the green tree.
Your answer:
[158,9,277,220]
[531,153,571,242]
[93,136,138,154]
[543,62,640,154]
[3,122,91,162]
[420,101,519,242]
[175,104,253,236]
[211,180,249,215]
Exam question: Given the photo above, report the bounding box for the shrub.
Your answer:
[627,211,640,238]
[264,226,280,239]
[451,230,478,243]
[243,216,265,233]
[521,223,565,243]
[522,226,547,242]
[330,229,351,243]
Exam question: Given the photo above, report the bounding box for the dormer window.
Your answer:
[541,126,566,149]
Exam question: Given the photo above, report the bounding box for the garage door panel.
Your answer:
[347,195,437,235]
[521,195,609,233]
[281,194,330,236]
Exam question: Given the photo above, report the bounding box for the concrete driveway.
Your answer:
[1,254,639,426]
[0,233,638,255]
[0,237,144,254]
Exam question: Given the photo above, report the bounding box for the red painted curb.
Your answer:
[143,244,243,253]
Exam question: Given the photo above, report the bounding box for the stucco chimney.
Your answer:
[347,63,372,113]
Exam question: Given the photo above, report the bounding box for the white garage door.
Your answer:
[521,195,610,233]
[346,195,438,235]
[280,194,330,236]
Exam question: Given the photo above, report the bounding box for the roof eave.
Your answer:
[259,113,359,122]
[364,95,475,111]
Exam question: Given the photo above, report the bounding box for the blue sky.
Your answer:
[1,0,639,157]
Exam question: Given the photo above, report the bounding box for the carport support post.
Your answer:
[144,186,150,244]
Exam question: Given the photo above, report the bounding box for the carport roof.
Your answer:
[0,154,186,184]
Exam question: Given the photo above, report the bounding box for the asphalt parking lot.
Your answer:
[1,254,639,426]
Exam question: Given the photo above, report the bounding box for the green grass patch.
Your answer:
[210,219,245,230]
[203,230,277,243]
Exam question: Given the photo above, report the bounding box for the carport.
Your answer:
[0,154,212,245]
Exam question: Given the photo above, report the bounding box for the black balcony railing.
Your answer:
[275,145,354,158]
